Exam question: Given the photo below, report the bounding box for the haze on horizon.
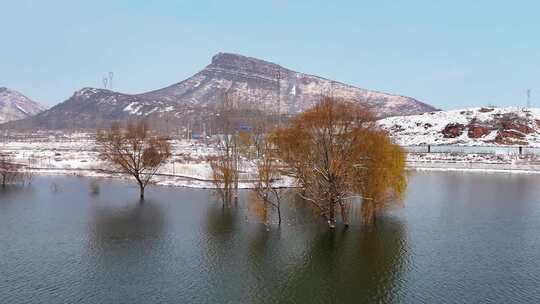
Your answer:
[1,0,539,110]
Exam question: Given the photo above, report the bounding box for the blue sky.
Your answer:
[1,0,539,110]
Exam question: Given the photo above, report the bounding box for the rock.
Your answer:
[500,121,535,134]
[442,123,465,138]
[478,108,495,113]
[391,124,405,132]
[499,130,525,139]
[468,125,490,138]
[478,107,495,113]
[492,130,528,145]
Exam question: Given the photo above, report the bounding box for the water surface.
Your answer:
[1,172,540,303]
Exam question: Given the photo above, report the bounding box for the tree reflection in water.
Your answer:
[79,200,168,302]
[204,203,240,240]
[201,192,410,304]
[0,184,35,202]
[264,216,409,304]
[4,174,540,303]
[87,200,166,250]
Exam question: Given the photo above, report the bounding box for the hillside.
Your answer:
[378,107,540,147]
[0,87,45,123]
[2,53,436,130]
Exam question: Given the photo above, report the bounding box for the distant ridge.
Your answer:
[3,53,437,130]
[0,87,45,124]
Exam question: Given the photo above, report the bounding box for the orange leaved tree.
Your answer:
[272,97,406,227]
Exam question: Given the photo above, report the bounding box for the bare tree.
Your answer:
[96,121,171,200]
[251,134,284,225]
[209,90,285,207]
[209,148,240,205]
[272,97,407,227]
[0,153,31,187]
[209,92,241,205]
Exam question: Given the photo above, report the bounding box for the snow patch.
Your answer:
[123,102,143,115]
[15,104,28,115]
[290,85,296,96]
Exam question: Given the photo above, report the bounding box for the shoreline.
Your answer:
[24,167,263,189]
[407,166,540,175]
[4,136,540,189]
[20,163,540,191]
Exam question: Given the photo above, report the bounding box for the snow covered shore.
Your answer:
[0,133,293,188]
[407,152,540,174]
[2,132,540,190]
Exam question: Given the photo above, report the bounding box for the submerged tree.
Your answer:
[209,91,242,205]
[209,147,240,205]
[96,121,171,200]
[249,134,284,225]
[0,153,31,187]
[272,97,407,227]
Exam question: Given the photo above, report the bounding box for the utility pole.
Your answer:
[275,69,282,126]
[527,89,531,108]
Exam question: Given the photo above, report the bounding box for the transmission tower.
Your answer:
[108,72,114,90]
[102,77,108,89]
[527,89,531,108]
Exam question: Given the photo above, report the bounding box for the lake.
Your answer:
[1,172,540,303]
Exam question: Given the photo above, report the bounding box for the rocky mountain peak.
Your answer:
[2,53,437,130]
[74,87,107,97]
[0,87,45,123]
[209,52,285,76]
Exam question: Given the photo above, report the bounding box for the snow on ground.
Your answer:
[2,130,540,191]
[123,102,143,115]
[378,107,540,147]
[406,152,540,173]
[0,133,278,188]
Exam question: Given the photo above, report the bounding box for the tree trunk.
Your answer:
[340,201,349,228]
[277,205,281,225]
[138,182,145,200]
[361,202,377,226]
[328,203,336,229]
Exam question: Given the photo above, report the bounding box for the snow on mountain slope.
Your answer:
[2,53,436,130]
[378,107,540,147]
[145,52,436,117]
[0,87,45,123]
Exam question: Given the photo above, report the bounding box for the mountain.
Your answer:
[3,53,436,130]
[0,87,45,124]
[378,107,540,146]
